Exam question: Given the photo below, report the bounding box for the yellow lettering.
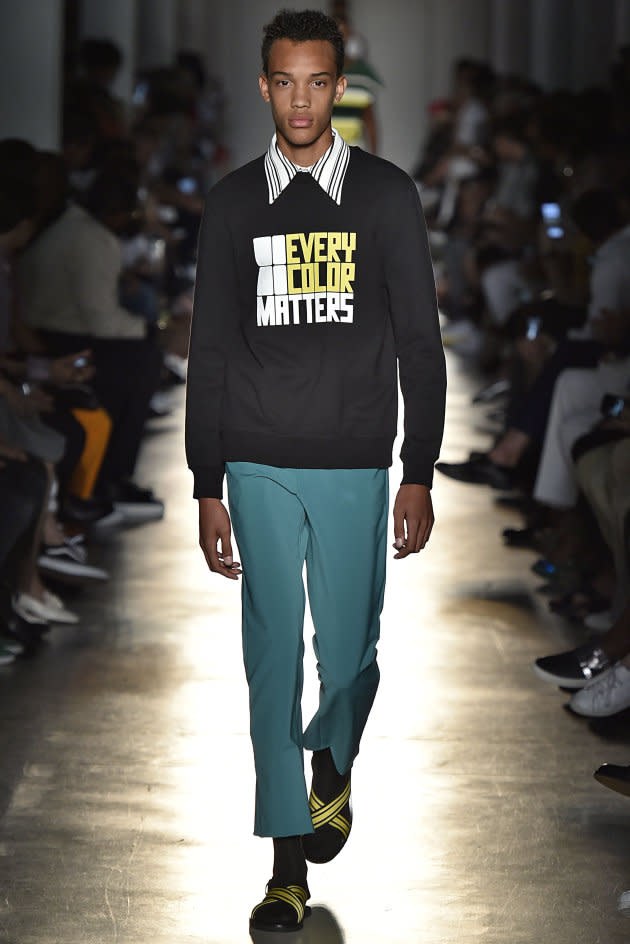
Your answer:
[340,262,355,293]
[328,232,341,262]
[300,263,314,293]
[313,232,327,263]
[341,232,356,262]
[287,264,302,294]
[286,234,301,264]
[326,262,340,292]
[314,262,327,293]
[298,232,315,263]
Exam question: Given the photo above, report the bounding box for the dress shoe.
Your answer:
[594,764,630,798]
[435,455,516,490]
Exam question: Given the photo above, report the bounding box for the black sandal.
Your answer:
[249,883,311,932]
[302,777,352,864]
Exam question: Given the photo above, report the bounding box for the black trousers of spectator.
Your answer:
[39,331,162,492]
[44,409,86,492]
[509,338,604,444]
[0,458,47,571]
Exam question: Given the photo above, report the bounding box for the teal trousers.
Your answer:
[226,462,388,837]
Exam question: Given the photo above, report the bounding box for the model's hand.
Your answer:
[392,484,434,559]
[198,497,242,580]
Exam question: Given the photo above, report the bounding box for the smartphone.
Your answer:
[601,394,625,418]
[541,202,564,239]
[526,316,541,340]
[176,177,197,195]
[74,356,88,368]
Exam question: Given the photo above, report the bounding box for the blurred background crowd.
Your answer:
[1,0,630,802]
[0,32,226,655]
[426,46,630,793]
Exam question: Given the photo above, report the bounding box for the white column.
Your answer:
[529,0,574,89]
[490,0,531,76]
[615,0,630,43]
[0,0,63,149]
[426,0,493,103]
[572,0,616,88]
[136,0,177,70]
[80,0,138,103]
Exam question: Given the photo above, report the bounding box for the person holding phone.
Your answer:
[185,10,445,932]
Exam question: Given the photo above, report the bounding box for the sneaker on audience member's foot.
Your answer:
[13,591,79,625]
[38,551,109,581]
[0,634,24,656]
[584,610,615,632]
[109,481,165,523]
[0,647,16,666]
[569,662,630,717]
[533,641,610,689]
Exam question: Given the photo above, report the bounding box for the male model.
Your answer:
[185,10,446,933]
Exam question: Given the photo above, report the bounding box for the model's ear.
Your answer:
[259,73,271,103]
[334,75,347,104]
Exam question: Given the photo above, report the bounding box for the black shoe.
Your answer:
[106,480,165,523]
[302,749,352,864]
[249,882,311,932]
[532,641,610,689]
[60,494,116,526]
[594,764,630,798]
[502,527,543,549]
[435,455,516,490]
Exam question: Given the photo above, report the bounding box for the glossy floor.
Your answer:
[1,354,630,944]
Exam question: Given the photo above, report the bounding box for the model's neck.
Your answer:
[276,125,334,168]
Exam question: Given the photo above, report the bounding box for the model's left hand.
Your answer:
[392,484,434,559]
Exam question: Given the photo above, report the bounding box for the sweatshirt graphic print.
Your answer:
[255,231,356,326]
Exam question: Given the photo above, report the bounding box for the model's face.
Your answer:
[259,39,346,164]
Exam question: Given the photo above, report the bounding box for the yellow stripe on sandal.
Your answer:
[250,884,310,931]
[303,778,353,863]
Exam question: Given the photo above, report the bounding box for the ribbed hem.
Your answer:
[222,429,393,471]
[192,464,225,499]
[401,462,434,489]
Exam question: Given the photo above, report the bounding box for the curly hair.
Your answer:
[261,9,344,77]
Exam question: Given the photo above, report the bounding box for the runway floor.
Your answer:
[1,352,630,944]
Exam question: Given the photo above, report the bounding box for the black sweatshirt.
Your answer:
[185,147,446,499]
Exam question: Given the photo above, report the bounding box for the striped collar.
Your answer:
[264,128,350,206]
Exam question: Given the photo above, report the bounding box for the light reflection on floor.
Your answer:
[1,354,630,943]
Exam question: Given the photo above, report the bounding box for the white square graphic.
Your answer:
[272,234,286,264]
[257,265,274,296]
[273,264,288,294]
[253,236,273,267]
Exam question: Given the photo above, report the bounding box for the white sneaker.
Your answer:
[569,662,630,717]
[14,591,79,625]
[584,610,615,632]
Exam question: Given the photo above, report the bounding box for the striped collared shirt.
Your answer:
[264,128,351,206]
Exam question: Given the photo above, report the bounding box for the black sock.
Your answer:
[311,748,351,799]
[272,836,308,888]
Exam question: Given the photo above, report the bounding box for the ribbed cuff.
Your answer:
[401,462,434,489]
[192,464,225,499]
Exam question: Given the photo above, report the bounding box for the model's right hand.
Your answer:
[198,498,242,580]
